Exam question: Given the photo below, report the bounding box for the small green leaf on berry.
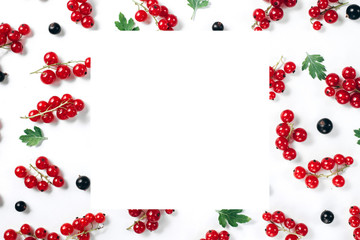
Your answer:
[19,126,47,147]
[354,129,360,145]
[115,12,140,31]
[217,209,251,228]
[302,53,327,80]
[187,0,209,20]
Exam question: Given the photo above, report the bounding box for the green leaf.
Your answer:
[115,12,140,31]
[19,126,47,147]
[302,53,327,80]
[217,209,251,228]
[187,0,209,20]
[355,129,360,145]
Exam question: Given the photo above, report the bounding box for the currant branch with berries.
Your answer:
[127,209,174,233]
[349,206,360,239]
[0,23,30,53]
[309,1,348,31]
[200,230,230,240]
[67,0,95,28]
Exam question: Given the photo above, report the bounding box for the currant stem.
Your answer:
[30,60,85,74]
[29,164,53,185]
[65,224,104,240]
[310,2,349,22]
[127,214,147,230]
[133,0,159,25]
[273,56,284,70]
[270,221,303,239]
[286,123,294,141]
[20,99,71,120]
[315,165,349,178]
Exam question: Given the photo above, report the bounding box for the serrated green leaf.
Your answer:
[19,126,47,147]
[132,26,140,31]
[188,0,209,20]
[302,53,327,81]
[115,12,140,31]
[217,209,251,228]
[354,129,360,138]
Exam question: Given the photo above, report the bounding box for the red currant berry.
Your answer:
[324,9,338,23]
[294,166,307,179]
[67,0,79,11]
[129,209,142,217]
[271,0,283,7]
[44,52,58,65]
[71,11,82,22]
[272,211,285,223]
[280,110,294,123]
[56,65,71,79]
[0,35,6,45]
[85,57,91,68]
[85,213,95,222]
[274,69,286,80]
[4,229,17,240]
[95,213,106,223]
[48,96,61,109]
[73,63,87,77]
[74,99,85,111]
[133,221,146,234]
[325,86,335,96]
[37,101,49,112]
[79,218,89,228]
[354,228,360,239]
[35,228,47,239]
[36,156,49,169]
[292,128,307,142]
[29,110,40,122]
[263,212,272,221]
[309,6,321,18]
[349,216,360,228]
[284,0,297,7]
[62,93,73,103]
[350,92,360,108]
[334,154,345,164]
[146,221,158,231]
[342,66,356,79]
[8,30,21,42]
[336,89,350,104]
[269,7,284,21]
[135,10,148,22]
[273,81,285,93]
[60,223,73,236]
[219,231,230,240]
[165,209,174,214]
[0,23,11,35]
[276,123,291,137]
[20,224,32,235]
[275,136,288,150]
[47,232,60,240]
[284,218,296,229]
[345,156,354,165]
[308,160,321,173]
[318,0,329,9]
[253,9,266,21]
[325,73,340,87]
[81,16,95,28]
[149,4,161,16]
[259,19,270,29]
[283,148,297,160]
[295,223,308,236]
[343,79,356,91]
[40,70,56,84]
[53,176,65,187]
[206,230,219,240]
[15,166,28,178]
[350,206,360,216]
[284,62,296,74]
[332,175,345,187]
[158,19,169,30]
[321,157,335,170]
[11,41,23,53]
[313,21,322,30]
[25,175,38,188]
[78,233,90,240]
[37,180,49,192]
[47,165,60,177]
[269,91,276,100]
[42,112,55,123]
[355,78,360,91]
[265,223,279,237]
[147,0,158,7]
[159,6,169,17]
[285,234,299,240]
[66,106,77,118]
[79,2,92,15]
[270,66,275,78]
[167,14,178,27]
[305,175,319,188]
[146,209,161,222]
[253,26,262,31]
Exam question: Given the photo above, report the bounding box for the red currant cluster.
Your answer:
[3,213,105,240]
[23,94,85,123]
[0,23,30,53]
[275,110,307,161]
[67,0,95,28]
[127,209,174,233]
[263,210,308,239]
[293,154,354,189]
[200,230,230,240]
[324,67,360,108]
[349,206,360,239]
[252,0,297,31]
[31,52,90,85]
[269,57,296,100]
[14,156,65,192]
[309,1,347,30]
[133,0,178,30]
[60,213,106,240]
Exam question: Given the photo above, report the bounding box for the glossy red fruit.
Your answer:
[269,7,284,21]
[313,21,322,30]
[85,57,91,68]
[67,0,79,11]
[149,4,161,16]
[324,9,338,23]
[71,11,82,22]
[280,110,294,123]
[146,221,158,231]
[35,228,47,239]
[284,0,297,7]
[350,206,360,216]
[295,223,308,236]
[133,221,146,234]
[146,209,161,222]
[48,96,61,109]
[350,92,360,108]
[266,223,279,237]
[24,175,38,188]
[343,79,356,91]
[308,160,321,173]
[85,213,95,222]
[276,123,291,137]
[47,232,60,240]
[219,231,230,240]
[73,63,87,77]
[318,0,329,9]
[271,0,283,7]
[334,154,345,164]
[79,2,92,15]
[41,70,56,84]
[37,181,49,192]
[305,175,319,188]
[321,157,335,170]
[8,30,21,42]
[263,212,272,221]
[253,9,266,21]
[284,218,296,229]
[259,19,270,29]
[11,41,23,53]
[159,6,169,17]
[205,230,219,240]
[44,52,59,65]
[293,166,306,179]
[275,136,288,150]
[81,16,95,28]
[42,112,55,123]
[60,223,73,236]
[47,165,60,177]
[158,19,169,30]
[342,66,356,79]
[95,213,106,223]
[349,216,360,228]
[36,156,49,169]
[146,0,158,7]
[53,176,65,187]
[74,99,85,111]
[129,209,142,217]
[15,166,28,178]
[273,81,285,93]
[167,14,178,27]
[309,6,321,18]
[78,233,90,240]
[135,10,148,22]
[284,62,296,73]
[56,65,71,79]
[274,69,286,80]
[0,23,11,35]
[325,87,335,96]
[20,224,32,235]
[292,128,307,142]
[272,211,285,223]
[345,156,354,165]
[285,234,299,240]
[4,229,17,240]
[66,106,77,118]
[29,110,40,122]
[283,148,297,160]
[332,175,345,187]
[326,73,340,87]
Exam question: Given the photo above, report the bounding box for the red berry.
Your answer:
[56,65,71,79]
[273,81,285,93]
[146,221,158,231]
[332,175,345,187]
[342,66,356,79]
[4,229,17,240]
[35,228,47,239]
[295,223,308,236]
[293,166,306,179]
[355,228,360,239]
[350,206,360,216]
[15,166,28,178]
[324,9,338,23]
[318,0,329,9]
[274,69,286,80]
[259,19,270,29]
[305,175,319,188]
[269,91,276,100]
[48,96,61,109]
[60,223,73,236]
[276,123,291,137]
[47,165,60,177]
[269,7,284,21]
[36,156,49,169]
[165,209,174,214]
[158,19,169,31]
[265,223,279,237]
[345,156,354,165]
[129,209,142,217]
[11,41,23,53]
[85,57,91,68]
[149,4,161,16]
[219,231,230,240]
[74,99,85,111]
[37,101,49,113]
[47,232,59,240]
[334,154,345,164]
[325,73,340,87]
[67,106,78,118]
[308,160,321,173]
[253,9,266,21]
[0,23,11,35]
[325,87,335,96]
[321,157,335,170]
[85,213,95,222]
[71,11,82,22]
[80,218,89,228]
[73,63,87,77]
[205,230,219,240]
[355,78,360,91]
[78,233,90,240]
[24,175,38,188]
[29,110,40,122]
[292,128,307,142]
[44,52,59,65]
[313,21,322,30]
[159,6,169,17]
[133,221,146,234]
[20,224,32,235]
[79,2,92,15]
[280,110,294,123]
[349,216,360,228]
[350,92,360,108]
[147,0,158,8]
[343,79,356,91]
[42,112,55,123]
[309,6,321,18]
[81,16,95,28]
[135,10,148,22]
[37,180,49,192]
[8,30,21,42]
[41,70,56,84]
[272,211,285,223]
[167,14,178,27]
[0,35,6,45]
[254,27,262,31]
[284,62,296,74]
[284,218,296,229]
[271,0,283,7]
[275,136,288,150]
[263,212,272,221]
[284,0,297,7]
[95,213,106,223]
[53,176,65,187]
[285,234,299,240]
[283,148,297,160]
[146,209,161,222]
[62,93,73,103]
[67,0,79,11]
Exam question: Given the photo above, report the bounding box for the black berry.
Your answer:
[212,22,224,31]
[0,71,7,82]
[76,175,90,190]
[317,118,333,134]
[49,22,61,35]
[15,201,27,212]
[321,210,334,224]
[346,4,360,20]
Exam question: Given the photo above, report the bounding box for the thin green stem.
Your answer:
[30,60,85,74]
[133,0,159,25]
[29,164,53,185]
[66,224,104,240]
[273,56,284,71]
[270,221,303,239]
[21,99,71,120]
[127,214,146,230]
[316,165,349,178]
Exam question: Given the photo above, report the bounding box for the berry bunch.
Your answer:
[324,67,360,107]
[133,0,178,30]
[309,1,348,31]
[349,206,360,239]
[127,209,174,233]
[269,57,296,100]
[200,230,230,240]
[22,94,85,123]
[293,154,354,189]
[275,110,307,161]
[263,211,308,239]
[14,156,65,192]
[31,52,90,84]
[252,0,298,31]
[346,4,360,20]
[3,213,105,240]
[0,23,30,53]
[67,0,95,28]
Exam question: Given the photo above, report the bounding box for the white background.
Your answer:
[0,0,359,240]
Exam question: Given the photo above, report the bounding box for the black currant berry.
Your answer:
[49,22,61,35]
[317,118,333,134]
[321,210,334,224]
[15,201,27,212]
[212,22,224,31]
[346,4,360,20]
[76,175,90,190]
[0,71,7,82]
